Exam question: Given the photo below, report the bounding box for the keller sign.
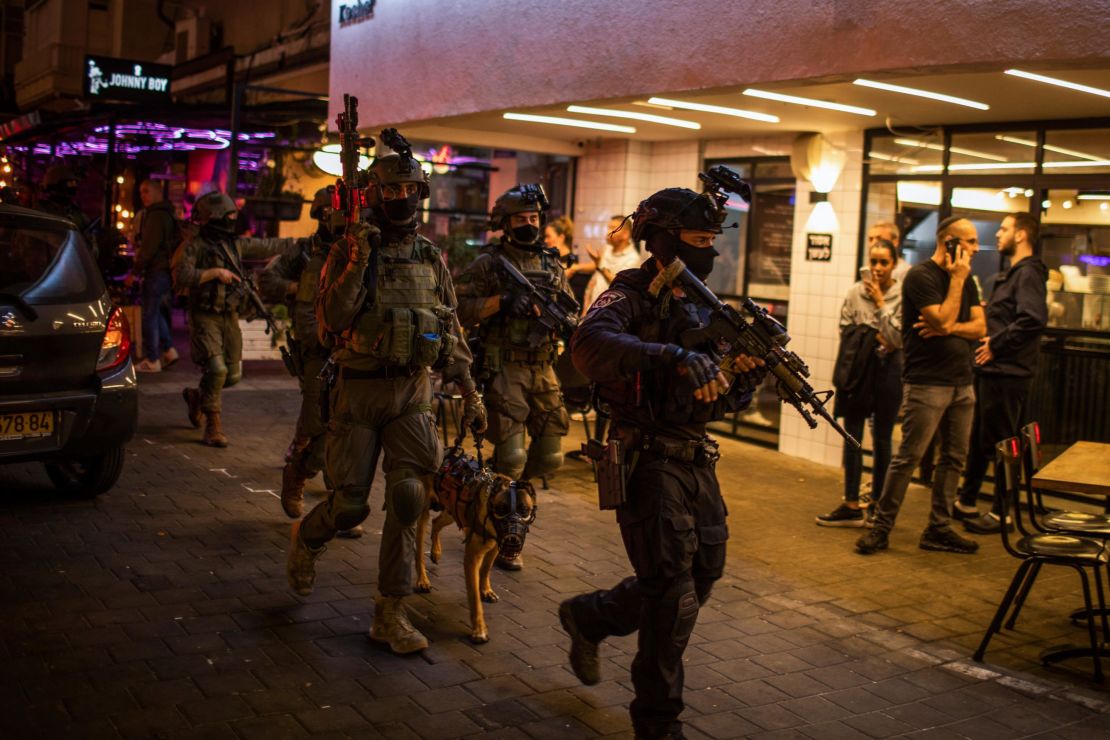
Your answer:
[84,56,172,103]
[338,0,376,28]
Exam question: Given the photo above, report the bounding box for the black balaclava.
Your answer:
[381,192,421,225]
[650,229,719,280]
[203,214,237,239]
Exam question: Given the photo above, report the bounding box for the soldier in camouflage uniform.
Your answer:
[454,185,575,570]
[260,187,340,517]
[286,148,487,655]
[173,192,301,447]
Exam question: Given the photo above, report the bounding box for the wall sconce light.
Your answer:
[791,133,846,194]
[809,191,828,204]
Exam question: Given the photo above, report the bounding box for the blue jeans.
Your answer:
[141,270,174,361]
[873,383,976,534]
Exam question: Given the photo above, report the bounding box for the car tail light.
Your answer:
[96,307,132,372]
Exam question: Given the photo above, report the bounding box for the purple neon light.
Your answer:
[1079,254,1110,268]
[13,121,275,156]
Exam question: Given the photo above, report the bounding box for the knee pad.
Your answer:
[385,468,427,526]
[224,360,242,388]
[494,433,528,479]
[204,355,228,382]
[332,487,371,531]
[665,579,700,642]
[525,435,564,478]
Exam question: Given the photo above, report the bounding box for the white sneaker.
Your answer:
[135,358,162,373]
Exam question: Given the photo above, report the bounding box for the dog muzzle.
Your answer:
[493,515,531,560]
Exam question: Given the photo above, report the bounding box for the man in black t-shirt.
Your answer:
[857,216,986,556]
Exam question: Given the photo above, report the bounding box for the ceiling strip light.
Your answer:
[647,97,780,123]
[1005,69,1110,99]
[1076,193,1110,201]
[502,112,636,133]
[853,79,990,110]
[893,137,1007,162]
[566,105,701,130]
[995,134,1104,162]
[742,88,876,116]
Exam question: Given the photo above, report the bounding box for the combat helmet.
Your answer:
[630,188,725,244]
[365,153,429,205]
[193,192,237,224]
[489,184,549,232]
[310,185,335,220]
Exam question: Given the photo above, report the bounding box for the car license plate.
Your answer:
[0,410,54,441]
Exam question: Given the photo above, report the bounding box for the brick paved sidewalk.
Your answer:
[0,363,1107,739]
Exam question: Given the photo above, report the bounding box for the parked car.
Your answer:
[0,204,137,496]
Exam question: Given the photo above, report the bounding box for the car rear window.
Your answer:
[0,218,101,302]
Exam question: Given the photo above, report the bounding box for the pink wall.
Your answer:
[330,0,1109,128]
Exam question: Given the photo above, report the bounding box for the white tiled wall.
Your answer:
[573,131,869,471]
[778,130,865,467]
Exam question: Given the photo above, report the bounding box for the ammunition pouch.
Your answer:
[581,437,627,510]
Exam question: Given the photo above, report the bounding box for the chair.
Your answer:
[1022,422,1110,539]
[973,437,1109,682]
[1021,422,1110,626]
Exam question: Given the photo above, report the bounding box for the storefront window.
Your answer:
[949,185,1034,294]
[1041,187,1110,331]
[948,131,1038,175]
[864,180,942,269]
[867,131,943,176]
[1043,129,1110,174]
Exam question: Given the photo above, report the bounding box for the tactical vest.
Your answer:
[191,235,245,314]
[599,274,731,428]
[480,245,563,354]
[344,236,458,368]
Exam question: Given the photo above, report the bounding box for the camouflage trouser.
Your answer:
[484,360,570,443]
[299,369,442,596]
[290,346,330,479]
[187,309,242,413]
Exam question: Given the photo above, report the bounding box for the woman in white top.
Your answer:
[581,215,641,313]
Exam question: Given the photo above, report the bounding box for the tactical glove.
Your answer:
[346,221,381,265]
[462,392,488,434]
[502,291,534,317]
[661,344,719,389]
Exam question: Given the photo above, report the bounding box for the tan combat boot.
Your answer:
[287,520,325,596]
[203,412,229,447]
[280,463,306,518]
[284,435,308,463]
[182,387,204,428]
[370,596,428,654]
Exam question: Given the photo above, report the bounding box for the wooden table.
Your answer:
[1032,441,1110,500]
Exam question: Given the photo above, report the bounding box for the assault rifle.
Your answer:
[676,164,860,449]
[212,239,297,375]
[494,253,580,341]
[333,94,373,228]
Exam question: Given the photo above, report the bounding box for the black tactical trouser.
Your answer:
[566,454,728,738]
[290,345,330,480]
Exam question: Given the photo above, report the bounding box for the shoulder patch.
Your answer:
[587,290,626,312]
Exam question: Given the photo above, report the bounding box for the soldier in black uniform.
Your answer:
[560,188,765,740]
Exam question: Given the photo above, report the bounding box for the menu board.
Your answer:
[749,191,794,286]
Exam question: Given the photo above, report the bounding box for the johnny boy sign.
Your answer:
[85,56,172,103]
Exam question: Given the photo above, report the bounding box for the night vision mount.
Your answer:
[698,164,754,216]
[518,183,550,212]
